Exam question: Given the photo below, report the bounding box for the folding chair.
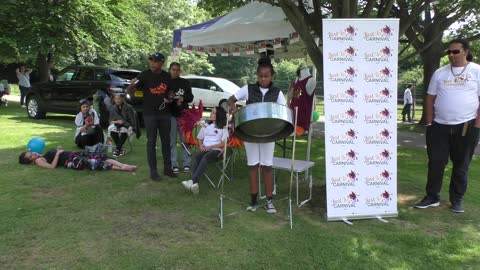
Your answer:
[106,109,141,155]
[203,146,235,188]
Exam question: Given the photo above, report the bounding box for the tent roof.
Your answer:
[172,1,307,59]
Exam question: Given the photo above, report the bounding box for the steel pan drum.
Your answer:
[233,102,294,143]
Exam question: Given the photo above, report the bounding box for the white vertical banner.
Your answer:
[323,19,399,221]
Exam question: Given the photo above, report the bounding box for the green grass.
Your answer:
[1,100,480,269]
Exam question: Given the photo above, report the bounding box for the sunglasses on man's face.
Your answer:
[446,49,463,55]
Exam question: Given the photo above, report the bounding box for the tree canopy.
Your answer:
[0,0,212,81]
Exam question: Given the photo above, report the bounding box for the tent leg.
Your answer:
[220,195,224,229]
[289,198,293,229]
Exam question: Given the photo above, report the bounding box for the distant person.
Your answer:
[401,84,413,122]
[108,91,136,157]
[0,82,6,107]
[75,99,104,149]
[228,57,286,214]
[19,146,137,171]
[126,52,176,181]
[16,66,32,107]
[414,38,480,213]
[169,62,194,173]
[181,107,228,194]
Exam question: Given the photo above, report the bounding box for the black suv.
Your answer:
[26,65,140,127]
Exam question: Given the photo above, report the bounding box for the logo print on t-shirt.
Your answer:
[150,83,168,95]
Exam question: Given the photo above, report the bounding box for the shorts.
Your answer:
[244,142,275,166]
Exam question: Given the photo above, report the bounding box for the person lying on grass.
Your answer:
[19,146,137,171]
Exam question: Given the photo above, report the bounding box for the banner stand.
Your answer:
[323,19,399,222]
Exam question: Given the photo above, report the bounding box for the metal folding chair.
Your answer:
[203,146,235,188]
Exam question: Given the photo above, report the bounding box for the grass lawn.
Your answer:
[1,100,479,269]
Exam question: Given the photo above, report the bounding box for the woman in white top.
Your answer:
[74,99,104,148]
[16,66,32,107]
[228,58,286,214]
[181,107,228,194]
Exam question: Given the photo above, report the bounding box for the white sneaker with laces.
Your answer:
[265,200,277,214]
[173,167,180,173]
[190,183,199,194]
[181,180,193,191]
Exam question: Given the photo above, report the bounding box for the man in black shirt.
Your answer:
[169,62,194,173]
[127,52,176,180]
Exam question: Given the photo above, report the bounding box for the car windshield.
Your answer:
[111,71,139,81]
[211,78,240,94]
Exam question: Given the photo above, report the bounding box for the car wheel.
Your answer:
[27,95,46,119]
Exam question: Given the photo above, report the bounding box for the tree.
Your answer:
[393,0,480,123]
[0,0,212,82]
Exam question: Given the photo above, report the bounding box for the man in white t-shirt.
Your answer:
[414,39,480,213]
[401,84,413,122]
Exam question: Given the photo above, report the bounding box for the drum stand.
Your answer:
[218,110,251,229]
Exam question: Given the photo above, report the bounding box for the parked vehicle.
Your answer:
[26,65,140,127]
[127,75,243,110]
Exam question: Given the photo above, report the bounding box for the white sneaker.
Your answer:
[190,183,199,194]
[265,200,277,214]
[246,203,259,211]
[181,180,193,191]
[173,167,180,173]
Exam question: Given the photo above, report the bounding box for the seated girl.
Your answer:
[19,146,137,171]
[74,99,104,149]
[107,92,136,157]
[181,106,228,194]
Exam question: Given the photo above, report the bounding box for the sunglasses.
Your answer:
[446,49,463,55]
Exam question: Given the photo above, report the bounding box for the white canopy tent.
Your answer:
[173,1,308,59]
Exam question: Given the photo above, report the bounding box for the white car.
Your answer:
[183,75,245,108]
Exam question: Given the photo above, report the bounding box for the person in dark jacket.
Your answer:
[107,91,137,157]
[169,62,194,173]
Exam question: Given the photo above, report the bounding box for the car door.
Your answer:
[47,67,78,111]
[190,78,213,107]
[203,79,226,108]
[62,67,97,112]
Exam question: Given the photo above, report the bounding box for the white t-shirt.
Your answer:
[197,123,228,149]
[427,62,480,125]
[234,85,286,105]
[17,72,31,88]
[403,88,412,105]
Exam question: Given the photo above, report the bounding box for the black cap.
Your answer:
[148,52,165,62]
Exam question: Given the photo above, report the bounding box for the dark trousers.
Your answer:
[144,113,171,176]
[401,103,412,122]
[75,126,104,148]
[110,131,128,150]
[19,85,30,105]
[191,150,221,184]
[425,120,479,202]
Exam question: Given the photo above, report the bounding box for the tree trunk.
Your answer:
[418,44,443,124]
[36,52,53,82]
